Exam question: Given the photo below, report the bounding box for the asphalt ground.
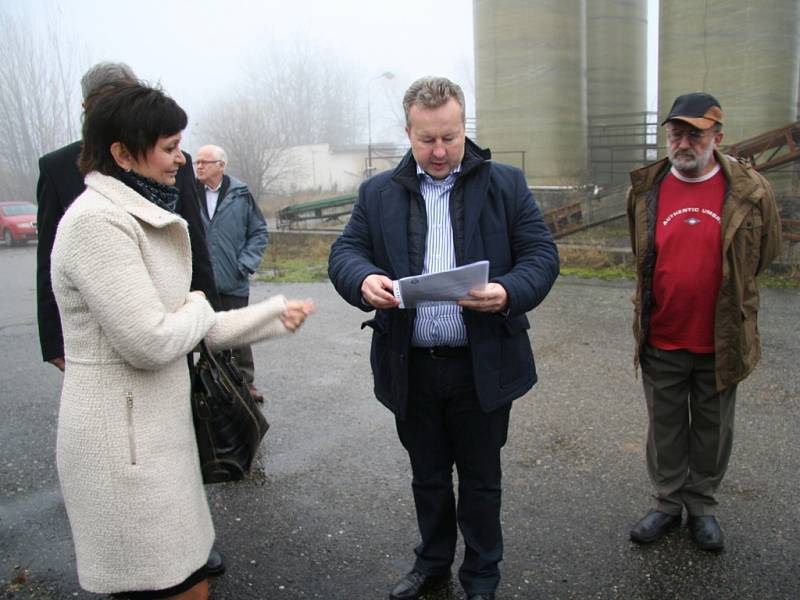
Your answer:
[1,243,798,599]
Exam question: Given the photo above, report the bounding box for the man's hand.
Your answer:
[458,283,508,313]
[48,357,65,372]
[361,274,400,309]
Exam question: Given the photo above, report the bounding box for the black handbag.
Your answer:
[191,340,269,483]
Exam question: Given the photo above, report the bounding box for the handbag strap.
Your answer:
[197,339,247,391]
[198,339,215,366]
[199,339,236,368]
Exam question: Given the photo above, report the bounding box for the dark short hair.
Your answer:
[79,82,187,176]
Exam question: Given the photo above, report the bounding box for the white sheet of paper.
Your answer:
[392,260,490,309]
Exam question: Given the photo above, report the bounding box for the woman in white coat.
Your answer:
[51,82,313,600]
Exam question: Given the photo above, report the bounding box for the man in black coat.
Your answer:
[35,62,224,576]
[328,76,559,600]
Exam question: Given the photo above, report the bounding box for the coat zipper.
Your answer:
[125,392,137,465]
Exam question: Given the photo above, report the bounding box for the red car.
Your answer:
[0,201,38,245]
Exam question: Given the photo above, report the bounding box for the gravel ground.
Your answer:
[1,244,798,599]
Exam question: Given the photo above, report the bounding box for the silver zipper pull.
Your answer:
[125,392,137,465]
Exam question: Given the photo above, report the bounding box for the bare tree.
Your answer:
[0,7,80,201]
[197,40,362,200]
[252,40,362,148]
[199,92,292,203]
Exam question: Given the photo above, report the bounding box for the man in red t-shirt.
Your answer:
[626,92,782,551]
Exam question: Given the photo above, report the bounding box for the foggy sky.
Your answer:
[22,0,657,151]
[22,0,474,149]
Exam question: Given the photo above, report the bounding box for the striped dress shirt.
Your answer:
[411,164,468,348]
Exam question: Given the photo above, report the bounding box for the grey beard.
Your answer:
[668,142,715,176]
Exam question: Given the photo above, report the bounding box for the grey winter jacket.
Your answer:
[200,175,267,297]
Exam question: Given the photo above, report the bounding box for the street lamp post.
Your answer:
[367,71,394,177]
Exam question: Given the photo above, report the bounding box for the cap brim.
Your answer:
[662,115,718,130]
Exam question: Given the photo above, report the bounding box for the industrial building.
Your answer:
[472,0,798,250]
[277,1,798,256]
[474,0,799,189]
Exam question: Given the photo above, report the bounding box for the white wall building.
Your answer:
[270,143,406,195]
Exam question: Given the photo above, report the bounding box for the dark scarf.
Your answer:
[118,170,180,214]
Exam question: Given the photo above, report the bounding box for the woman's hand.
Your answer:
[281,299,315,332]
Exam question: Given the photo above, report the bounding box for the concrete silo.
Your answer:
[474,0,589,185]
[659,0,800,145]
[586,0,648,184]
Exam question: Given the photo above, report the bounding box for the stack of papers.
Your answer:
[392,261,489,309]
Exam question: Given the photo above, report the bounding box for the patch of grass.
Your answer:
[257,234,332,282]
[560,265,635,281]
[252,234,800,288]
[758,268,800,289]
[256,258,329,283]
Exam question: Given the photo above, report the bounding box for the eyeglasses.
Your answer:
[193,160,221,166]
[665,129,712,143]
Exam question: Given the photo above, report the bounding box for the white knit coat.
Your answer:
[51,172,289,593]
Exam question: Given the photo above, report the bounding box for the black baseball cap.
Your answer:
[661,92,724,129]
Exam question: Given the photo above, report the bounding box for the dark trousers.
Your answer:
[640,345,737,516]
[218,293,255,384]
[395,349,511,595]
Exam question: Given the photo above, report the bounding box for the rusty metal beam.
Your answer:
[782,218,800,242]
[543,202,584,239]
[723,121,800,173]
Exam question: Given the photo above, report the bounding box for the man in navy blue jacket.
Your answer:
[328,76,559,600]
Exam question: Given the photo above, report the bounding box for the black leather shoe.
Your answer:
[630,510,682,544]
[467,594,495,600]
[689,515,724,551]
[206,548,225,576]
[389,570,450,600]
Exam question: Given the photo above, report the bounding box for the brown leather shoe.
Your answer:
[247,384,264,404]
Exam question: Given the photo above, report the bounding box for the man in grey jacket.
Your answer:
[195,144,268,402]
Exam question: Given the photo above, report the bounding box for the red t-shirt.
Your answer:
[648,166,725,353]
